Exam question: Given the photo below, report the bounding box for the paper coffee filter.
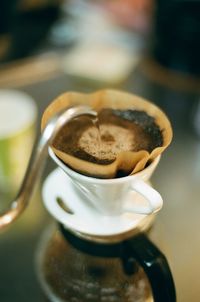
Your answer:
[41,90,172,178]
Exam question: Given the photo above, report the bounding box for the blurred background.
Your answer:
[0,0,199,301]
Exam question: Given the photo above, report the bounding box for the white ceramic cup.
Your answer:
[49,148,163,216]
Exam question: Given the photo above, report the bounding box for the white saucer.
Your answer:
[42,168,153,238]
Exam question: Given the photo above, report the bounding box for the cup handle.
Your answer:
[122,233,176,302]
[124,179,163,214]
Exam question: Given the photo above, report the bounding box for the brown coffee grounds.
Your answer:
[79,124,135,162]
[52,109,163,165]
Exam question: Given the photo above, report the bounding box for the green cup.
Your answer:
[0,89,37,192]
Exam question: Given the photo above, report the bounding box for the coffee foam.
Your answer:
[79,124,135,161]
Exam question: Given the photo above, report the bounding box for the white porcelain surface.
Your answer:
[49,148,163,216]
[42,168,155,237]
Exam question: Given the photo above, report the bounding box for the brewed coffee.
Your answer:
[52,109,163,166]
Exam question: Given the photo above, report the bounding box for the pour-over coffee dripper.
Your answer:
[43,148,162,239]
[40,89,173,239]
